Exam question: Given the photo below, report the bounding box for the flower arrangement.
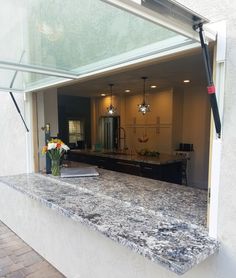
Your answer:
[42,139,70,175]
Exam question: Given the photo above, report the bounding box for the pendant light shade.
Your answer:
[107,84,116,115]
[138,77,150,115]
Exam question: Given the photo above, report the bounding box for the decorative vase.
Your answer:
[51,159,60,176]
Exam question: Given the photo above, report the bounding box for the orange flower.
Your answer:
[56,143,61,148]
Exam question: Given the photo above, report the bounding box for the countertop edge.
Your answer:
[0,175,220,275]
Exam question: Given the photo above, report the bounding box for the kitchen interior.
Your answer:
[38,47,211,190]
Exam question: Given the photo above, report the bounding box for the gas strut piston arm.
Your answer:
[9,51,29,132]
[194,23,221,138]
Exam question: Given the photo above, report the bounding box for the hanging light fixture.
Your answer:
[138,77,150,115]
[107,84,116,115]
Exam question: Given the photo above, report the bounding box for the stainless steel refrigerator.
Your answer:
[99,116,119,150]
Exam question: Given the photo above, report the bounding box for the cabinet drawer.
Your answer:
[115,160,140,176]
[140,163,162,179]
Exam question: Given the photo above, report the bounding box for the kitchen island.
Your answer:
[0,169,218,277]
[69,150,184,184]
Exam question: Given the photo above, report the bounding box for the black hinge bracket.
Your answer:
[194,23,221,138]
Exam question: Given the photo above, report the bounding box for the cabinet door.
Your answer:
[96,157,115,170]
[140,163,162,180]
[160,162,182,184]
[140,162,182,184]
[115,160,141,176]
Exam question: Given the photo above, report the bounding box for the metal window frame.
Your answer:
[0,60,78,79]
[0,86,23,94]
[207,21,226,239]
[101,0,216,41]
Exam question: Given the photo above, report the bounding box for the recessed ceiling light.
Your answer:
[125,89,131,93]
[150,85,157,88]
[101,93,106,96]
[183,80,190,83]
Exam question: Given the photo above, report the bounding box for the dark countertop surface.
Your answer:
[0,169,219,275]
[70,149,184,165]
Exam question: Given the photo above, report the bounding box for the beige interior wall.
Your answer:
[36,92,46,171]
[124,89,173,153]
[172,87,184,151]
[44,88,59,138]
[31,93,39,172]
[91,98,97,147]
[97,95,121,117]
[182,86,211,188]
[36,88,59,172]
[94,89,173,154]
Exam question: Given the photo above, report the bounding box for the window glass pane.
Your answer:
[0,69,24,91]
[27,0,181,70]
[68,120,84,143]
[69,120,81,135]
[0,0,195,91]
[0,1,25,64]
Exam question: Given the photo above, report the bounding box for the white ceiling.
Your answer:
[58,48,210,97]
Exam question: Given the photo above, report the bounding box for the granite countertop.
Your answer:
[70,149,184,165]
[0,170,219,275]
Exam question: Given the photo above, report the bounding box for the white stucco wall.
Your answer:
[0,92,28,176]
[0,1,29,176]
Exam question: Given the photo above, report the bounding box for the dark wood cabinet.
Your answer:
[115,160,141,176]
[140,162,182,184]
[96,157,115,170]
[160,162,182,184]
[140,163,162,180]
[68,152,183,184]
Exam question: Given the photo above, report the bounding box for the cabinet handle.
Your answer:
[116,162,140,168]
[143,166,153,170]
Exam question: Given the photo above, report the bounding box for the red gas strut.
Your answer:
[195,23,221,138]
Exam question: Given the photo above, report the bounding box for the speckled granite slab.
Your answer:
[54,169,208,227]
[0,171,219,275]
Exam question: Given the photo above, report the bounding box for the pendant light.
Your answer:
[138,77,150,115]
[107,83,116,115]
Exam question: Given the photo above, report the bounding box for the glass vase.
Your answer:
[51,159,60,176]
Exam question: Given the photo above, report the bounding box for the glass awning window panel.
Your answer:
[22,73,67,93]
[0,1,26,65]
[26,0,193,70]
[0,69,24,93]
[0,0,197,91]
